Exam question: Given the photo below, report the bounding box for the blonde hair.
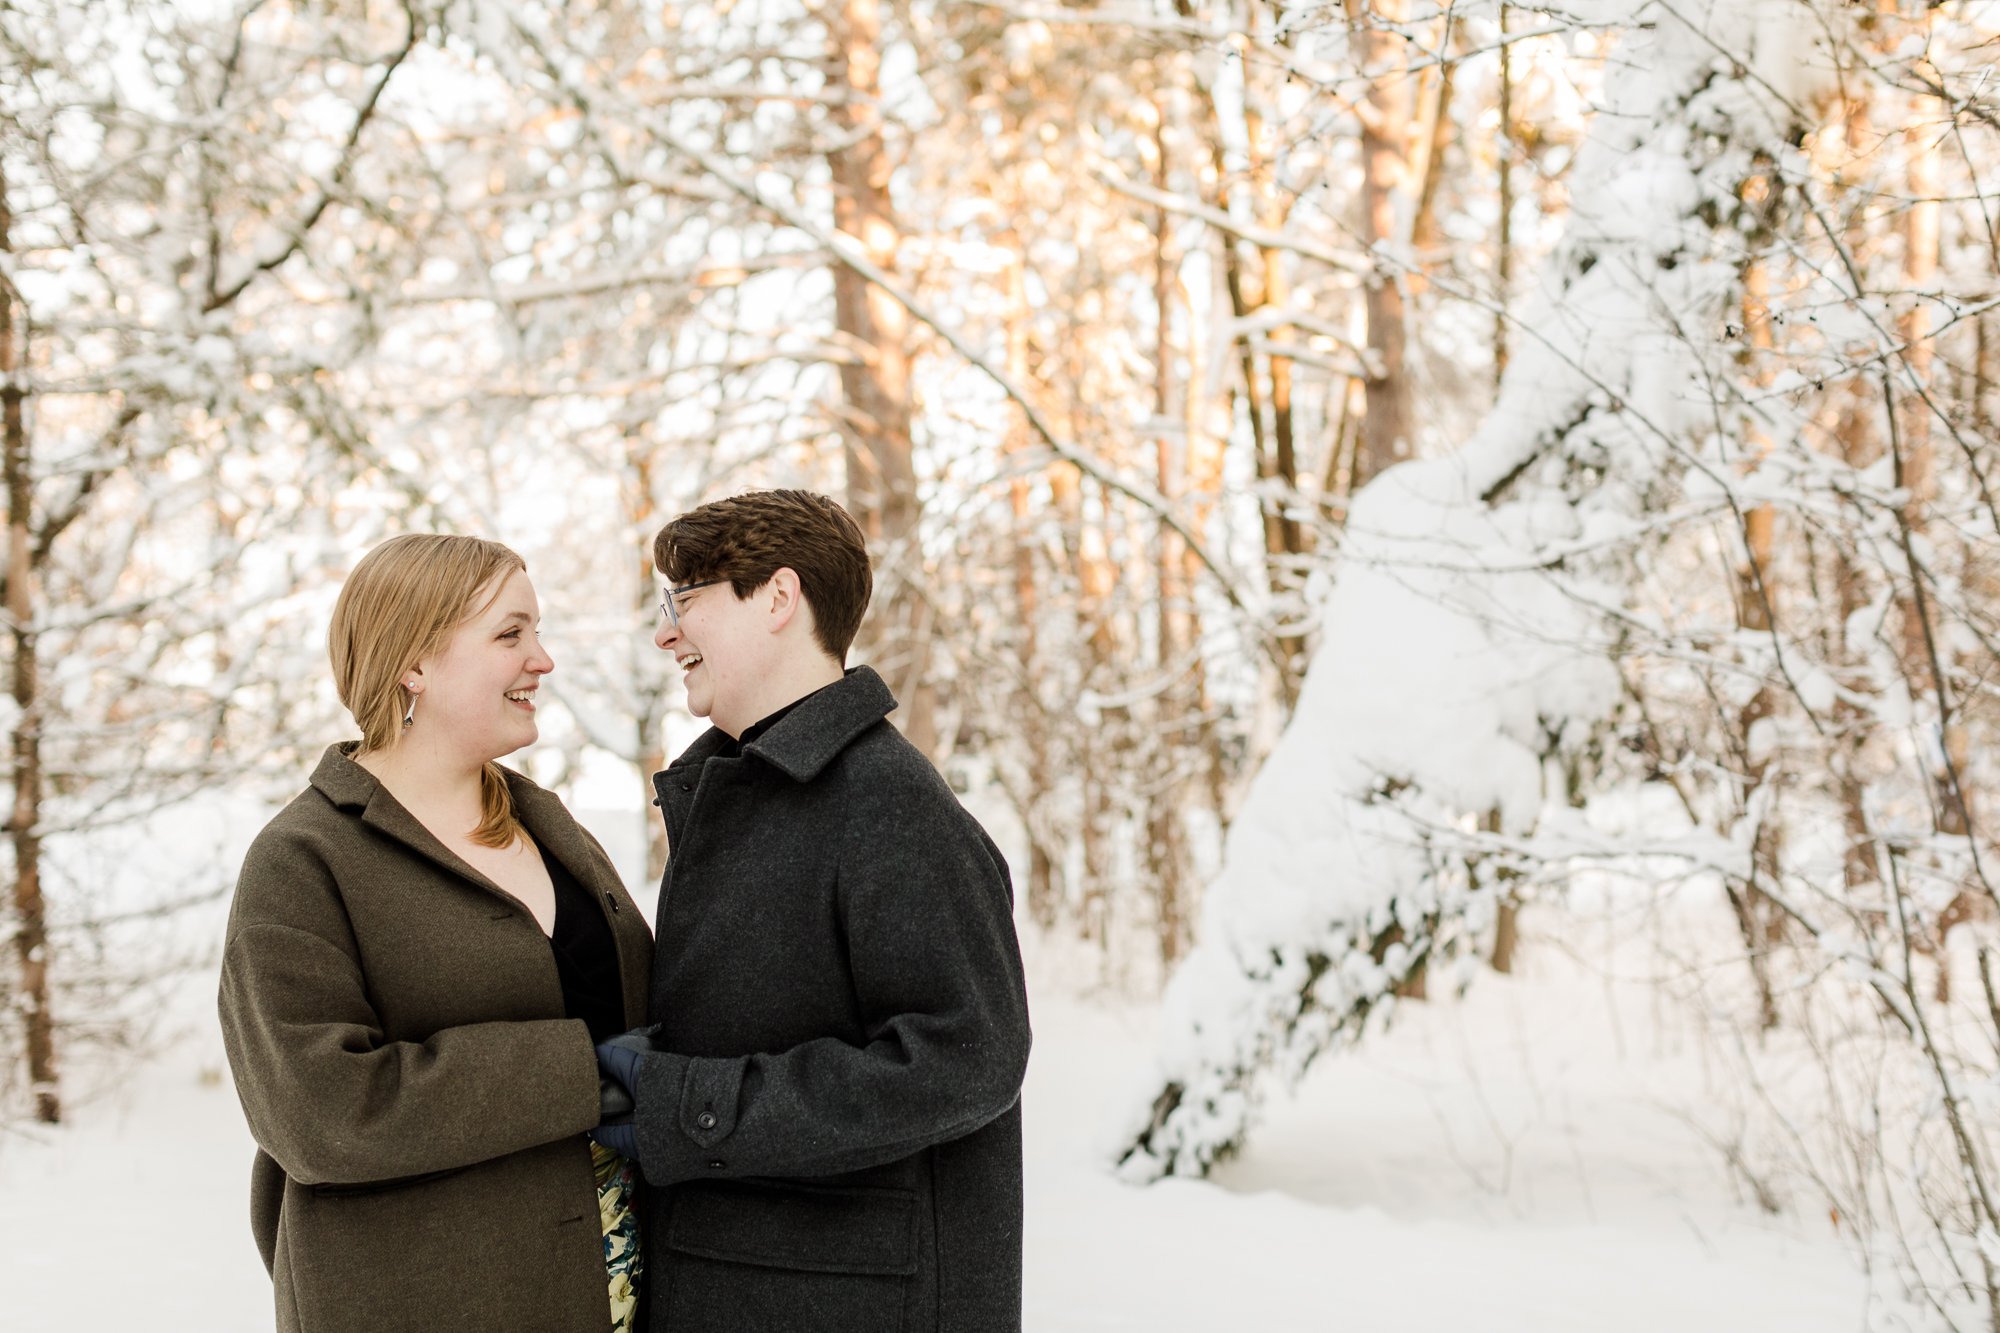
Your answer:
[329,533,529,849]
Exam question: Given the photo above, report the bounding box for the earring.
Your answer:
[402,681,418,729]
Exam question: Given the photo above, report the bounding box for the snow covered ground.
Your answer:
[1,903,1906,1332]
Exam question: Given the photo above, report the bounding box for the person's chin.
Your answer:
[495,718,539,754]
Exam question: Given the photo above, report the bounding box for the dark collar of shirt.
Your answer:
[715,678,841,760]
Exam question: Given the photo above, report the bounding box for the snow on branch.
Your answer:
[1113,0,1831,1182]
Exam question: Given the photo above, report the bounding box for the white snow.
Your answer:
[1,910,1908,1331]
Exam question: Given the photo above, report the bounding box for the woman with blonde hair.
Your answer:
[219,533,652,1333]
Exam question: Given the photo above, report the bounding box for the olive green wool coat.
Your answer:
[218,744,654,1333]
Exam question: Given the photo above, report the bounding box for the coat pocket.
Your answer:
[661,1181,917,1332]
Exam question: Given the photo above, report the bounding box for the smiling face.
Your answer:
[655,578,763,737]
[410,568,553,764]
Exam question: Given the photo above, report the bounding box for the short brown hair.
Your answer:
[329,533,528,849]
[653,490,872,662]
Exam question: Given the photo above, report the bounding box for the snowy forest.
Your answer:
[6,0,2000,1328]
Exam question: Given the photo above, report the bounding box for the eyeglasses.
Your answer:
[659,579,725,629]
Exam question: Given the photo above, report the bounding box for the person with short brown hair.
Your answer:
[651,487,873,664]
[593,489,1032,1332]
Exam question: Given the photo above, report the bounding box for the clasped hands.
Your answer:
[591,1031,653,1159]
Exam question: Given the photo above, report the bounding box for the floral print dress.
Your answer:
[593,1142,643,1330]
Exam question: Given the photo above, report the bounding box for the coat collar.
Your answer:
[662,665,897,786]
[309,742,621,916]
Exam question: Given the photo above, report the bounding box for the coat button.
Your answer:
[696,1111,717,1130]
[706,1159,726,1170]
[679,781,693,792]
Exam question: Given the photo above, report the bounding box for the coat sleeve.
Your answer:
[217,827,601,1187]
[631,765,1033,1185]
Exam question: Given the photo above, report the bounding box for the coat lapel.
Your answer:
[656,728,732,849]
[741,667,897,783]
[310,746,525,913]
[310,744,651,1028]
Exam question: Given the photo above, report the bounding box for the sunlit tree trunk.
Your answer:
[1002,242,1060,928]
[1812,88,1887,903]
[1493,2,1514,387]
[827,0,936,758]
[1405,15,1457,282]
[1898,80,1965,837]
[628,454,669,880]
[1076,479,1118,951]
[1345,0,1417,487]
[1892,67,1979,1001]
[1731,248,1784,1031]
[1197,3,1308,704]
[1146,107,1194,965]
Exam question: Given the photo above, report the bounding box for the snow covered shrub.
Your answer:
[1122,1,2000,1324]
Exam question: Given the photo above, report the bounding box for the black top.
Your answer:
[541,843,624,1043]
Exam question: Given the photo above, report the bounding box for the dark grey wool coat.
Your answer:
[630,665,1032,1333]
[218,744,654,1333]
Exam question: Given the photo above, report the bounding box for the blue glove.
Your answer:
[595,1031,653,1098]
[591,1032,655,1161]
[591,1116,638,1159]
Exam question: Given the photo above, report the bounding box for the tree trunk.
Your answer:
[826,0,936,758]
[1,164,58,1124]
[1894,71,1976,1002]
[1147,108,1192,965]
[1204,2,1307,703]
[1818,90,1885,901]
[1732,254,1783,1031]
[1483,808,1521,973]
[1346,0,1417,488]
[625,456,670,881]
[1404,14,1458,285]
[1003,244,1059,929]
[1898,81,1965,839]
[1494,2,1514,387]
[1248,45,1310,700]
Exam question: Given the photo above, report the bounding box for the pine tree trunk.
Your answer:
[1732,254,1783,1031]
[1002,245,1059,929]
[826,0,935,758]
[1346,0,1416,488]
[1,165,58,1124]
[1893,69,1975,1002]
[1147,109,1192,965]
[1247,42,1309,698]
[1833,381,1880,896]
[1898,81,1966,841]
[1202,4,1307,703]
[1823,90,1884,900]
[1494,2,1514,386]
[627,460,670,881]
[1405,14,1457,284]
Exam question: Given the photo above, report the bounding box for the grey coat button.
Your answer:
[696,1111,718,1130]
[706,1159,726,1170]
